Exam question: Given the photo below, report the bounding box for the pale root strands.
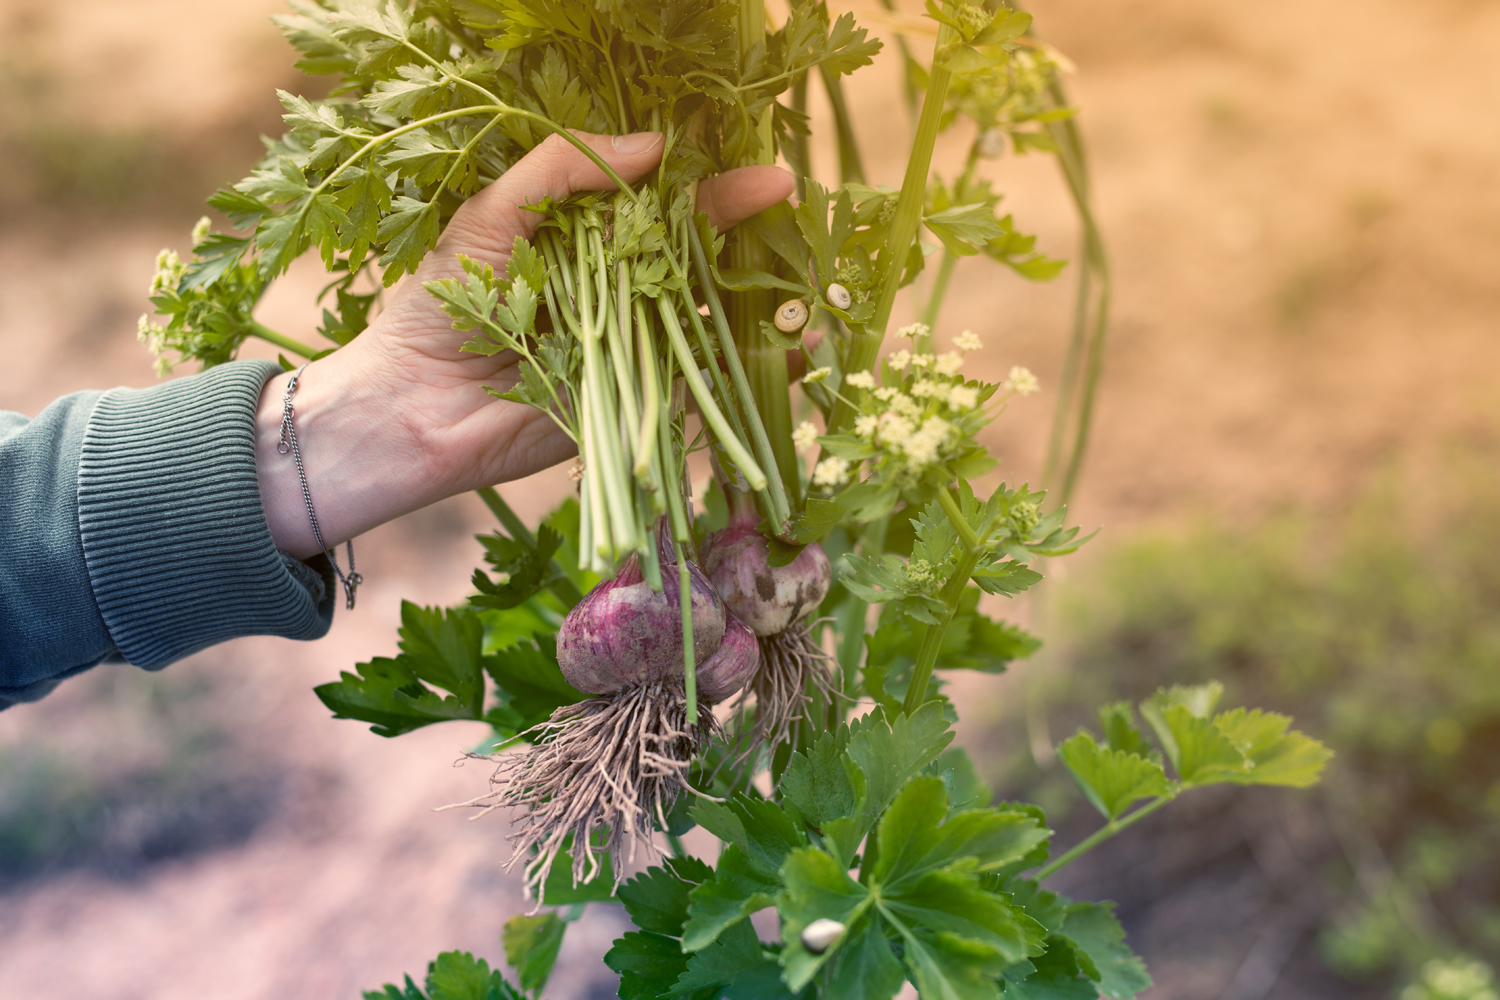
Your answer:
[447,679,720,901]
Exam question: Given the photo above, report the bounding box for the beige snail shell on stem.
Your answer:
[825,283,852,310]
[774,299,809,333]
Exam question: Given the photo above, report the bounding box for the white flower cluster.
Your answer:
[148,248,186,296]
[793,421,820,452]
[803,327,1043,493]
[812,456,850,487]
[1005,365,1040,396]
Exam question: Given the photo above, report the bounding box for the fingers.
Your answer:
[697,165,797,231]
[437,130,664,260]
[434,134,794,269]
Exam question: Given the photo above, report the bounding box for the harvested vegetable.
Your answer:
[702,490,833,756]
[463,524,757,898]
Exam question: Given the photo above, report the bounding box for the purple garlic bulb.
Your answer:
[557,526,726,695]
[696,613,759,702]
[702,504,832,638]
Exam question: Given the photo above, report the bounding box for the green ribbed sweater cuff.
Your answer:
[77,360,335,668]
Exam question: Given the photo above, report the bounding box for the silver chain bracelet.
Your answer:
[277,364,363,610]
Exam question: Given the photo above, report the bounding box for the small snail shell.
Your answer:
[976,127,1007,159]
[774,299,810,333]
[825,283,852,310]
[800,918,846,954]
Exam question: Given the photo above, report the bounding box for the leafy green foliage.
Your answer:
[363,950,523,1000]
[315,602,492,737]
[502,913,565,996]
[1056,734,1170,821]
[1057,473,1500,983]
[1055,681,1329,826]
[314,597,582,740]
[779,776,1048,1000]
[471,523,566,611]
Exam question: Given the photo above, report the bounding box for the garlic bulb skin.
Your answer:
[702,505,832,638]
[774,299,809,333]
[696,613,759,702]
[825,283,852,310]
[556,547,725,695]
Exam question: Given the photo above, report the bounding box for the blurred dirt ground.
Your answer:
[1,0,1498,996]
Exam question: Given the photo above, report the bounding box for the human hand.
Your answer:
[255,131,795,560]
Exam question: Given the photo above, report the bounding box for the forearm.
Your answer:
[253,345,432,560]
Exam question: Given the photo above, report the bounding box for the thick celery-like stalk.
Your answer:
[728,0,802,514]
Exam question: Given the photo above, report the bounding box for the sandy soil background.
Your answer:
[1,0,1497,996]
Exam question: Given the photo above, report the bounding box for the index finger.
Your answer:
[436,130,665,261]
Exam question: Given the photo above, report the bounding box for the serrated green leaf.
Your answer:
[683,797,805,950]
[314,602,488,736]
[1097,702,1147,755]
[502,913,565,997]
[606,931,697,1000]
[1057,903,1151,999]
[425,951,521,1000]
[1004,938,1095,1000]
[618,856,714,936]
[846,703,956,825]
[780,726,857,829]
[874,778,1049,887]
[669,919,762,996]
[924,203,1006,258]
[825,914,906,1000]
[1212,708,1332,788]
[482,634,582,735]
[1056,733,1173,820]
[778,847,873,991]
[378,196,440,283]
[1139,700,1246,787]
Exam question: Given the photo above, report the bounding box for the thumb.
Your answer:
[435,130,664,263]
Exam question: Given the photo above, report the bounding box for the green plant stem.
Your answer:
[576,236,639,558]
[676,541,698,722]
[1034,797,1172,881]
[899,487,991,716]
[919,251,956,334]
[827,18,958,435]
[474,487,583,607]
[654,298,767,491]
[633,302,662,484]
[901,542,982,717]
[247,321,319,360]
[685,221,792,530]
[605,263,645,477]
[729,0,802,517]
[1040,75,1111,506]
[791,73,810,200]
[936,484,981,549]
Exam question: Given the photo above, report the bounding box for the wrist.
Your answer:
[254,346,436,558]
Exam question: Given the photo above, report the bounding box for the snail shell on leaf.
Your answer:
[800,918,846,954]
[825,283,852,310]
[774,299,810,333]
[977,126,1007,159]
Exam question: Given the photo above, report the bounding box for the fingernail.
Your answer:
[612,132,663,155]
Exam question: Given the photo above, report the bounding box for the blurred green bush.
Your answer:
[1042,458,1500,988]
